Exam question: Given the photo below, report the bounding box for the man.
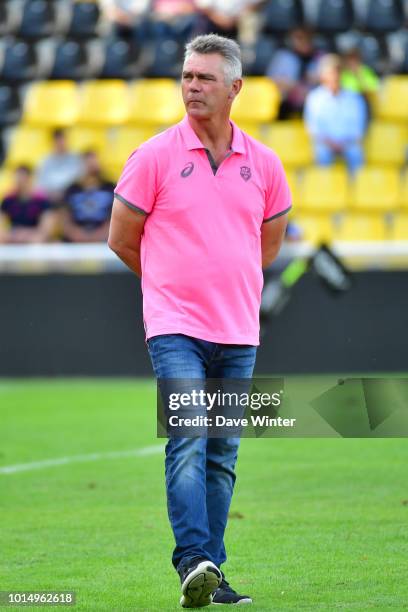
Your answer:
[0,165,56,244]
[266,27,323,118]
[195,0,263,38]
[36,128,82,203]
[108,34,291,608]
[304,54,367,174]
[61,151,114,243]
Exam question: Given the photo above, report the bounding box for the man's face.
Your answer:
[291,29,312,55]
[14,169,31,193]
[54,133,67,154]
[181,52,240,119]
[84,152,100,176]
[321,65,341,92]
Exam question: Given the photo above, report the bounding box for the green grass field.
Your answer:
[1,380,407,611]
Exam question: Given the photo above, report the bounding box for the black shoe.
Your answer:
[178,557,222,608]
[212,576,253,605]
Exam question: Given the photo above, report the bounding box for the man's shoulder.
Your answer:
[137,123,180,156]
[1,194,15,208]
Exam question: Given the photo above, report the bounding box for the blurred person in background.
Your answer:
[304,54,367,174]
[266,27,324,119]
[61,151,114,243]
[99,0,150,39]
[150,0,199,45]
[36,129,82,204]
[101,0,198,44]
[195,0,263,39]
[285,221,302,242]
[341,47,379,117]
[0,165,57,244]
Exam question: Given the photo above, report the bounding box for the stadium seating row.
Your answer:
[2,120,407,174]
[3,78,281,129]
[286,166,408,213]
[0,37,186,83]
[2,76,408,132]
[245,31,408,78]
[1,32,407,85]
[264,0,408,35]
[0,0,99,39]
[293,213,408,242]
[2,0,408,38]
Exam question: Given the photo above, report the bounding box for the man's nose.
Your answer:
[189,77,202,91]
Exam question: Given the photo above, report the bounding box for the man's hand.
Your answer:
[261,213,289,269]
[108,197,147,277]
[324,139,344,154]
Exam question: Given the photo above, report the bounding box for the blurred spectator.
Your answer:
[285,221,302,242]
[304,54,367,174]
[99,0,150,39]
[150,0,199,45]
[341,48,380,95]
[101,0,197,44]
[266,27,324,119]
[36,129,82,203]
[0,166,57,244]
[61,151,114,243]
[195,0,262,39]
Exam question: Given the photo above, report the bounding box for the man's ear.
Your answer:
[229,78,243,100]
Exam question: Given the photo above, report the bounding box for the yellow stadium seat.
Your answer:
[336,214,387,241]
[78,80,130,125]
[231,77,280,123]
[262,122,313,168]
[294,214,335,244]
[129,79,185,125]
[392,214,408,240]
[22,81,80,127]
[66,126,107,155]
[376,76,408,121]
[5,127,51,169]
[400,172,408,210]
[238,123,263,140]
[350,167,400,212]
[297,166,349,213]
[284,169,299,207]
[100,126,157,181]
[0,168,13,200]
[365,122,407,165]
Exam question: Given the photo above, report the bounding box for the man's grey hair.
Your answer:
[184,34,242,84]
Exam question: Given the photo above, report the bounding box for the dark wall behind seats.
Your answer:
[0,272,407,377]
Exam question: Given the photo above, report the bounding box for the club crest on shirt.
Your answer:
[181,162,194,178]
[240,166,251,181]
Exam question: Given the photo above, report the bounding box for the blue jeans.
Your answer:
[314,141,364,174]
[147,333,257,572]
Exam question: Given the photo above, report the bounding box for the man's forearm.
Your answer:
[262,244,281,269]
[110,244,142,277]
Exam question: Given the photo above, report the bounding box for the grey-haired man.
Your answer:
[109,34,291,607]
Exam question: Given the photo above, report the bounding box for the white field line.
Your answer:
[0,444,165,475]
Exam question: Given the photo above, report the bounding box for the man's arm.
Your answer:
[261,213,289,269]
[108,197,147,277]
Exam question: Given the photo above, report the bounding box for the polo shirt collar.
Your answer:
[179,115,245,155]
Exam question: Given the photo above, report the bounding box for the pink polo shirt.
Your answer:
[114,116,291,346]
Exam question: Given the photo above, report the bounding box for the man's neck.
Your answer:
[188,114,233,157]
[326,85,341,96]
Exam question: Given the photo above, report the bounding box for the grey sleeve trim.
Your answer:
[114,193,149,216]
[263,205,292,224]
